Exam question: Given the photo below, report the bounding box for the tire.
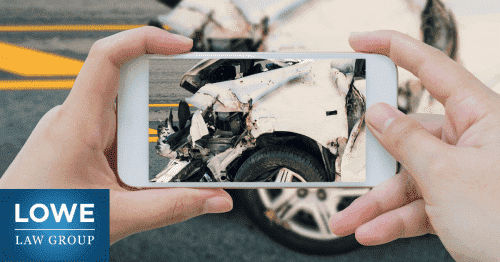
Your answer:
[234,147,367,254]
[237,188,370,255]
[234,146,326,182]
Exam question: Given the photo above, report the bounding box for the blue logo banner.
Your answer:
[0,189,109,261]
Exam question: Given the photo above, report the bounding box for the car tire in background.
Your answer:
[233,146,369,255]
[236,188,370,255]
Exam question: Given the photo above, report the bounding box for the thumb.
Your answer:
[366,103,450,187]
[110,188,232,244]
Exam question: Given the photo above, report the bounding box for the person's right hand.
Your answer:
[329,30,500,261]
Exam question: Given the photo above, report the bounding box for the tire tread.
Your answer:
[235,146,326,182]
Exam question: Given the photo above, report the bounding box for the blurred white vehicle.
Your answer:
[150,0,460,255]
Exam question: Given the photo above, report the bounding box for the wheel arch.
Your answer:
[227,131,335,181]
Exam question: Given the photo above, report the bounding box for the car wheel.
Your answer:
[234,146,326,182]
[238,188,370,255]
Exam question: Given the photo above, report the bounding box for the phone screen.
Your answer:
[148,58,366,183]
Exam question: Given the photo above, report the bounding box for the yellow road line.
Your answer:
[0,42,84,77]
[0,81,196,110]
[149,128,158,135]
[149,137,159,143]
[0,24,169,32]
[0,82,196,109]
[0,80,75,90]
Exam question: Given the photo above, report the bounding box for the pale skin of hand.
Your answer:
[329,30,500,261]
[0,27,233,245]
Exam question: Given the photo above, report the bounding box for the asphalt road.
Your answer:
[149,58,201,178]
[0,1,455,261]
[0,89,454,262]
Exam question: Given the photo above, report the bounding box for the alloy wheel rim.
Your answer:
[257,187,370,240]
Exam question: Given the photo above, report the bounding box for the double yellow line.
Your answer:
[0,41,84,77]
[2,24,182,143]
[0,24,168,91]
[150,129,159,143]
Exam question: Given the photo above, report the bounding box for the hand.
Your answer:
[329,30,500,261]
[0,27,233,244]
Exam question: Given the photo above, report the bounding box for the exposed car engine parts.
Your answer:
[397,0,459,115]
[151,58,367,183]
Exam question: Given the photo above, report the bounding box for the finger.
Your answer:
[366,103,451,186]
[355,199,435,246]
[110,188,232,244]
[63,26,193,118]
[349,30,491,106]
[329,170,421,236]
[330,113,444,236]
[408,113,444,138]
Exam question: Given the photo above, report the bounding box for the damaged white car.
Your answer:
[151,58,366,183]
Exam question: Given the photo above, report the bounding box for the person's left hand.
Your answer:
[0,27,233,244]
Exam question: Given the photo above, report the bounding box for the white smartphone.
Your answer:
[117,53,397,188]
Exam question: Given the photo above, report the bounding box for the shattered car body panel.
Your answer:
[151,0,460,119]
[339,115,366,182]
[184,59,314,111]
[155,0,267,52]
[153,58,366,183]
[246,60,349,150]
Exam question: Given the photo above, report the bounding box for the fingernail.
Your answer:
[204,196,233,214]
[366,103,404,134]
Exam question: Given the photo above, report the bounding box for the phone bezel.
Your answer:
[117,53,397,188]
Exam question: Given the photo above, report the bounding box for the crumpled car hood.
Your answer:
[184,59,359,155]
[184,59,313,111]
